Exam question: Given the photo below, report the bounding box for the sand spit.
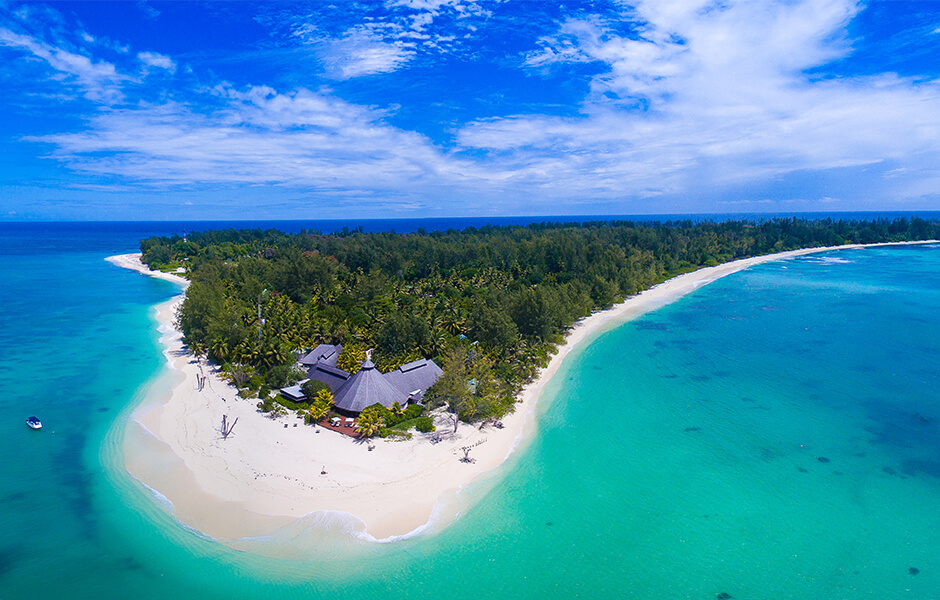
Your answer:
[109,241,937,544]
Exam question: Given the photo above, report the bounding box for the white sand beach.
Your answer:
[109,241,936,544]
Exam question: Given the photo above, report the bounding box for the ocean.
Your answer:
[0,221,938,599]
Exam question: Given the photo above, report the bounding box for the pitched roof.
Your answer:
[384,358,444,402]
[306,362,350,392]
[332,359,408,414]
[300,343,342,367]
[280,380,309,402]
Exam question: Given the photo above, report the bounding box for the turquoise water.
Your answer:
[1,228,939,599]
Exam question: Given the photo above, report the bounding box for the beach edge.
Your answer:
[106,241,937,547]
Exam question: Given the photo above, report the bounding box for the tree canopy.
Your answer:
[142,216,940,424]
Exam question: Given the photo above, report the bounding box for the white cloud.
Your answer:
[137,1,161,20]
[0,26,127,103]
[8,0,940,215]
[266,0,487,79]
[457,0,940,203]
[320,27,416,79]
[137,50,176,73]
[31,84,473,197]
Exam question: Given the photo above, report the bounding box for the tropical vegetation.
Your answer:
[140,217,940,429]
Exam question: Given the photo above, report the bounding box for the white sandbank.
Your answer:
[109,241,937,544]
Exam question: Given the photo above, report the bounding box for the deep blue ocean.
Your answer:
[1,219,938,599]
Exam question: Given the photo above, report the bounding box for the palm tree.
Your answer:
[355,411,385,438]
[422,327,447,356]
[441,305,465,336]
[188,339,205,363]
[234,340,260,366]
[308,393,332,424]
[209,338,230,363]
[390,401,406,418]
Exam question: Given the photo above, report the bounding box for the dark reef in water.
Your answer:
[717,593,733,600]
[797,467,809,473]
[901,458,940,478]
[910,567,920,576]
[684,426,702,432]
[817,456,830,463]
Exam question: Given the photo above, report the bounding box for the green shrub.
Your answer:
[415,416,435,433]
[274,394,307,412]
[267,364,305,388]
[377,428,412,441]
[301,379,330,400]
[403,403,423,421]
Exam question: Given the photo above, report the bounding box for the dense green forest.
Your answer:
[140,217,940,428]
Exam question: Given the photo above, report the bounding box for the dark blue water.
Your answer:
[3,210,938,252]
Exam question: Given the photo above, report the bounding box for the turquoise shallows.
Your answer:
[1,227,938,599]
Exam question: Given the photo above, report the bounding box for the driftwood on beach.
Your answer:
[221,414,238,439]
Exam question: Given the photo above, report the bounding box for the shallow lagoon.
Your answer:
[1,224,937,599]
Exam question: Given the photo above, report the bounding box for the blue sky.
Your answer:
[1,0,940,220]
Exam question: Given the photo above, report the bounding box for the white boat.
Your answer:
[26,416,42,430]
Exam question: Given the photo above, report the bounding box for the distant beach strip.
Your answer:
[107,240,938,545]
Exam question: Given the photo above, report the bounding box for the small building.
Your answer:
[299,343,342,368]
[279,380,309,403]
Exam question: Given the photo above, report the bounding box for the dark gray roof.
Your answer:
[384,358,444,402]
[299,343,342,367]
[306,362,350,392]
[332,360,408,414]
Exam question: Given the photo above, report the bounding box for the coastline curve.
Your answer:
[108,241,937,551]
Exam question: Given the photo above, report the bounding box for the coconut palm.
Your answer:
[441,305,465,336]
[209,338,230,363]
[422,327,447,356]
[308,393,333,424]
[355,410,385,438]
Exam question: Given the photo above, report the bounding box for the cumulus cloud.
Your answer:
[6,0,940,215]
[137,50,176,73]
[459,0,940,203]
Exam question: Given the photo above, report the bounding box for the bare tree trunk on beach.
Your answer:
[444,411,459,433]
[221,415,238,439]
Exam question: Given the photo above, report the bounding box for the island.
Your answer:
[112,218,940,543]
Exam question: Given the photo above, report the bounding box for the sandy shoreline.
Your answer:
[108,241,936,545]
